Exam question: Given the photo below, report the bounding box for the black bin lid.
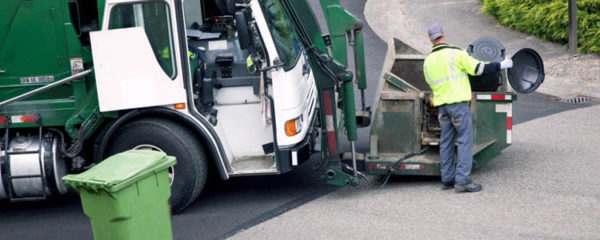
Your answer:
[508,48,545,93]
[467,36,505,62]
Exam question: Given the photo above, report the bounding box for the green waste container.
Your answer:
[63,149,177,240]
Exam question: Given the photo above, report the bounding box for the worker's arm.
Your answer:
[474,62,500,76]
[457,50,512,76]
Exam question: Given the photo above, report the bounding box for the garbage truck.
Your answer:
[0,0,544,212]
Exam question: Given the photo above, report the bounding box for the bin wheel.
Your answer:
[105,118,208,214]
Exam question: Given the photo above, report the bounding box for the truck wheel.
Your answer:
[105,118,208,214]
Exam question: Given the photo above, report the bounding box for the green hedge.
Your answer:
[481,0,600,54]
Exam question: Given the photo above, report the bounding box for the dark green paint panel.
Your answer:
[471,98,512,164]
[0,0,101,130]
[379,111,417,154]
[474,142,503,166]
[369,73,422,157]
[1,0,68,83]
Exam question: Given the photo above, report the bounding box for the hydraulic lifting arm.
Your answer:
[319,0,368,98]
[319,0,369,180]
[279,0,368,185]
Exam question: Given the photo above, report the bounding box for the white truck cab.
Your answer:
[91,0,317,187]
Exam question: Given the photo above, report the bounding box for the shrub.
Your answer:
[481,0,600,54]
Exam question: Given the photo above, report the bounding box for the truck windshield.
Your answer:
[261,0,303,71]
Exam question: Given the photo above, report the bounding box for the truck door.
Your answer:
[258,0,318,148]
[202,0,317,175]
[90,0,186,112]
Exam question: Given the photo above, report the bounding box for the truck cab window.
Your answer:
[108,2,177,79]
[261,0,303,71]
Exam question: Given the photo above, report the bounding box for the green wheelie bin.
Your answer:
[62,149,176,240]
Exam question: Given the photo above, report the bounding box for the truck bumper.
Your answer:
[276,111,318,174]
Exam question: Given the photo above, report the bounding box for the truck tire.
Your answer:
[105,118,208,214]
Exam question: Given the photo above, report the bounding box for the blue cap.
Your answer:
[428,24,444,40]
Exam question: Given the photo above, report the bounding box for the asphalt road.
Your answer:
[0,1,596,240]
[0,1,377,240]
[230,0,600,239]
[231,102,600,240]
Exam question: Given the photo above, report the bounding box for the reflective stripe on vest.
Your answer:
[426,50,468,86]
[423,45,480,106]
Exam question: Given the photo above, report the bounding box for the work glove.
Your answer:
[500,57,513,69]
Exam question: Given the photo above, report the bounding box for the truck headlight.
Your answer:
[285,116,303,137]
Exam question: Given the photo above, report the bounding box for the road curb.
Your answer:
[364,0,600,100]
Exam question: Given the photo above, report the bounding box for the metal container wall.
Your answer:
[367,38,515,176]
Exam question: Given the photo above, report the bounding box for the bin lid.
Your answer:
[62,150,176,193]
[508,48,545,93]
[467,36,505,62]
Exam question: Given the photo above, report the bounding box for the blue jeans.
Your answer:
[438,102,473,184]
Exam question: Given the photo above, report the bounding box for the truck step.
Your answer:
[230,155,278,176]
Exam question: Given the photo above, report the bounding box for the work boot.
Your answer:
[454,181,482,193]
[441,181,454,190]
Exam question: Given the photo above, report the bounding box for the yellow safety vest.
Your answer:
[423,44,482,106]
[161,46,194,59]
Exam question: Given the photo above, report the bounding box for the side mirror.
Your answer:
[235,10,250,50]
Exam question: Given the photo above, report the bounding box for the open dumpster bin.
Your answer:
[363,38,543,176]
[62,150,176,240]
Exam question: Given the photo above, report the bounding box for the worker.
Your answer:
[423,24,513,193]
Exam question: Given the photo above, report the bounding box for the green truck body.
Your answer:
[0,0,362,212]
[0,0,543,212]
